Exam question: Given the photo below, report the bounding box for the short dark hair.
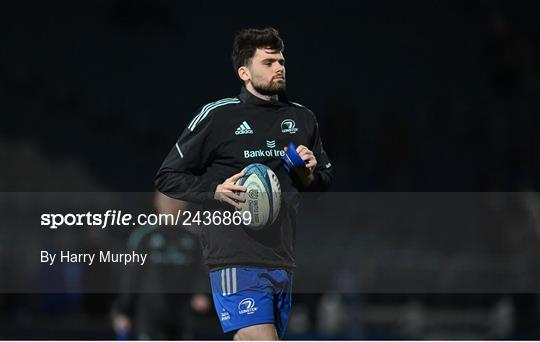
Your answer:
[231,27,284,72]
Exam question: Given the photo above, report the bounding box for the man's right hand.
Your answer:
[214,171,247,208]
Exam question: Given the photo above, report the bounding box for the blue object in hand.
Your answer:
[282,142,306,173]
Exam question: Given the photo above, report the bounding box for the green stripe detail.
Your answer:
[188,98,240,131]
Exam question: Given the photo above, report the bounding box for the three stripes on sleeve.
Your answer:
[188,98,240,131]
[175,98,239,159]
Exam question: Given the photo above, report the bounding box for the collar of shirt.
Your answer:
[238,86,290,107]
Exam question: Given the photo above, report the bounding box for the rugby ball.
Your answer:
[235,163,281,230]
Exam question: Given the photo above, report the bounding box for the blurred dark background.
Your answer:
[2,0,540,192]
[2,0,540,339]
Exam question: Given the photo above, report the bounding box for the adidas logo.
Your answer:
[235,121,253,135]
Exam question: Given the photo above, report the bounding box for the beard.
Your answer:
[252,78,286,96]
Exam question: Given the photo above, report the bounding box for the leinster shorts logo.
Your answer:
[238,298,258,315]
[281,119,298,134]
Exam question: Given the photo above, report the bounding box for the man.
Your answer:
[155,27,332,340]
[111,192,219,340]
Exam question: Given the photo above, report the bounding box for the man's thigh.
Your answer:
[234,323,279,341]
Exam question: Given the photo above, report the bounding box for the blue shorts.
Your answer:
[209,267,293,339]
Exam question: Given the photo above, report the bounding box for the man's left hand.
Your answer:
[296,145,317,172]
[285,144,317,186]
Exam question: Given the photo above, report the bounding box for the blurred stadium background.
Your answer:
[2,0,540,339]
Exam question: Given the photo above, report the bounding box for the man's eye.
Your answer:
[265,63,272,66]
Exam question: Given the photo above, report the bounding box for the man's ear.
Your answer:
[238,66,250,82]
